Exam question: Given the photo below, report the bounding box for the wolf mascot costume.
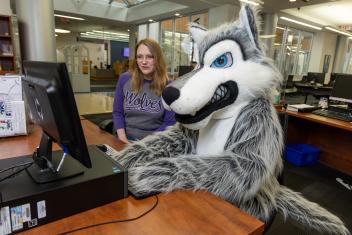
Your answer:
[112,5,349,235]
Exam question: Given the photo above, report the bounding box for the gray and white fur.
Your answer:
[111,4,349,235]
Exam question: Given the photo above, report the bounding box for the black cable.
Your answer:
[57,195,159,235]
[0,161,33,174]
[0,162,33,183]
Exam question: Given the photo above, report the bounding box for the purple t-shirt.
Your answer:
[112,72,175,140]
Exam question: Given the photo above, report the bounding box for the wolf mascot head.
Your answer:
[114,5,349,235]
[162,6,281,131]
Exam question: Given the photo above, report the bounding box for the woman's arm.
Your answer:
[112,73,130,134]
[117,128,129,144]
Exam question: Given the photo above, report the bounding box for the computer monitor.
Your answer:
[123,47,129,57]
[22,61,91,183]
[330,73,347,86]
[307,72,325,84]
[329,74,352,108]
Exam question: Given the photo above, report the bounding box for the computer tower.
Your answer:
[0,145,127,234]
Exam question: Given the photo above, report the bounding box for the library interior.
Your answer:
[0,0,352,235]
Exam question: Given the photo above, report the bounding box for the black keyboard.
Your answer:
[312,109,352,122]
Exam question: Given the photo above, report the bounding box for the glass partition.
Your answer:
[274,25,313,81]
[160,19,174,74]
[342,39,352,73]
[174,16,191,75]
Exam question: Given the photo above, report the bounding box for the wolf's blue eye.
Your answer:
[211,52,233,68]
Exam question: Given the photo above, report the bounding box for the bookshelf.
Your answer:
[0,15,16,75]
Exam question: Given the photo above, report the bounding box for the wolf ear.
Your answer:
[189,23,207,44]
[239,4,260,49]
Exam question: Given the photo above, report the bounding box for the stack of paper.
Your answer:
[286,104,318,112]
[0,75,27,137]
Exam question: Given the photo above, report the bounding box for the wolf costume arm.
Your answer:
[111,124,197,169]
[128,98,283,202]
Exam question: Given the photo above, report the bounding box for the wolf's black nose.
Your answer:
[162,87,180,105]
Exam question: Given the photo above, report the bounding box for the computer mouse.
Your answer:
[96,144,107,152]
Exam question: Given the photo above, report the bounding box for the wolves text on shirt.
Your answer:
[125,91,162,113]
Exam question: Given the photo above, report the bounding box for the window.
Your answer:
[342,39,352,74]
[159,12,208,77]
[274,25,313,79]
[160,19,173,74]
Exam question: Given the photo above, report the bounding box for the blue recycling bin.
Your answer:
[284,144,320,166]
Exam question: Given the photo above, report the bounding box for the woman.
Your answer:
[113,38,175,143]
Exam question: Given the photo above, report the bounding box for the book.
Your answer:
[286,104,319,112]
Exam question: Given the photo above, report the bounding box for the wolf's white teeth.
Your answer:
[208,85,229,105]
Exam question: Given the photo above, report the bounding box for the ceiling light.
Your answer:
[79,33,129,42]
[55,28,71,33]
[259,34,276,39]
[91,30,129,37]
[55,34,58,37]
[289,0,296,2]
[175,13,180,16]
[239,0,261,6]
[54,14,85,21]
[148,19,154,22]
[127,29,130,32]
[280,17,322,30]
[325,26,352,37]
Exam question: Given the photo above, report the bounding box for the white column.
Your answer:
[15,0,56,61]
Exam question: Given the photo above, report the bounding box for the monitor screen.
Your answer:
[22,61,91,183]
[123,47,129,57]
[307,72,325,84]
[329,74,352,105]
[330,73,347,86]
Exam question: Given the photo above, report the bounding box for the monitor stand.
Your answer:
[26,133,84,184]
[26,153,84,184]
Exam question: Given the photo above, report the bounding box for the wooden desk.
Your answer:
[286,111,352,175]
[0,120,264,235]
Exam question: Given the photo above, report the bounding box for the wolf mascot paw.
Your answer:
[112,4,350,235]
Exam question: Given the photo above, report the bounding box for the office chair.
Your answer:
[263,111,288,234]
[99,119,114,134]
[285,75,294,89]
[178,65,193,77]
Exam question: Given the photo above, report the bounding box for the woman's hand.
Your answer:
[117,128,130,144]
